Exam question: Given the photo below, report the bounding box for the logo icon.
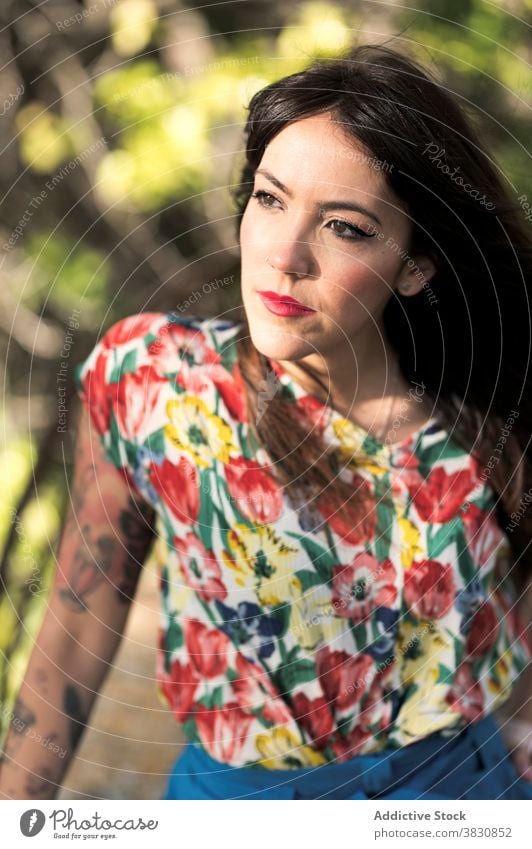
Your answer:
[20,809,46,837]
[256,367,281,425]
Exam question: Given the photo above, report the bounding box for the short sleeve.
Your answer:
[73,312,166,500]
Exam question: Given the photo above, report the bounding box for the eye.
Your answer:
[327,219,377,240]
[251,189,282,209]
[251,190,377,241]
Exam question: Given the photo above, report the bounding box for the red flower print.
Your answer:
[403,559,455,619]
[317,473,377,546]
[103,313,163,348]
[461,502,506,567]
[112,364,167,443]
[446,663,484,721]
[149,457,200,525]
[80,351,110,436]
[358,664,396,734]
[174,532,227,602]
[291,692,334,749]
[330,724,373,762]
[148,319,221,375]
[185,619,231,678]
[195,702,254,763]
[231,653,292,724]
[392,444,421,470]
[225,456,284,524]
[466,601,499,657]
[408,465,477,523]
[212,363,247,423]
[332,552,397,623]
[293,395,329,432]
[316,647,374,711]
[157,655,200,722]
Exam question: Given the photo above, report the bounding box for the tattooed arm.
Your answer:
[0,405,156,799]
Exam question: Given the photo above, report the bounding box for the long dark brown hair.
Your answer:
[230,42,532,592]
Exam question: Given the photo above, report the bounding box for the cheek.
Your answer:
[325,262,394,315]
[239,205,262,252]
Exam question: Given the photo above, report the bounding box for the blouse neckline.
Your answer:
[266,356,440,466]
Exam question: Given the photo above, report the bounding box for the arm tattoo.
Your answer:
[62,462,95,542]
[2,697,36,760]
[25,765,56,798]
[116,498,155,603]
[63,684,87,752]
[59,525,117,612]
[58,497,154,612]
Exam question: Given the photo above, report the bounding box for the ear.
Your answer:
[396,254,439,296]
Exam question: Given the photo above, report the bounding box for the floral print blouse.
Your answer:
[74,311,531,770]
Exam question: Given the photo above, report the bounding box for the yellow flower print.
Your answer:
[255,727,327,769]
[398,620,451,686]
[332,417,389,476]
[151,534,193,613]
[392,668,461,742]
[225,522,300,603]
[397,515,424,568]
[487,649,513,700]
[164,396,237,467]
[289,585,350,650]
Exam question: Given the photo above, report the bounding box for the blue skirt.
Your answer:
[163,713,532,800]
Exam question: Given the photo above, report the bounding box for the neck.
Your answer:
[275,319,432,434]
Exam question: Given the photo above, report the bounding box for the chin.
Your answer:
[247,322,309,362]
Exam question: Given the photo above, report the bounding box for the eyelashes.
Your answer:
[250,190,377,241]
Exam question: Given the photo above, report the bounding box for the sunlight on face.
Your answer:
[239,111,415,368]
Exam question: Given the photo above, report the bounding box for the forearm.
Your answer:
[0,617,122,799]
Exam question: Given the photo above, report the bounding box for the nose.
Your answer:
[266,238,315,279]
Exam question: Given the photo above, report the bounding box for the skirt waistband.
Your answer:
[164,713,530,800]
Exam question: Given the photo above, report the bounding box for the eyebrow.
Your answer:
[254,168,383,227]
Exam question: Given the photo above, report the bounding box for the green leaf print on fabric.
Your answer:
[197,467,215,550]
[275,658,317,693]
[106,409,123,468]
[427,516,463,559]
[437,663,454,685]
[144,427,166,454]
[109,348,137,384]
[288,534,336,584]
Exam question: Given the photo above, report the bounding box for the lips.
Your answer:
[257,290,315,311]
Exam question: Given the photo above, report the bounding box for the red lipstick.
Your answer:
[257,290,316,317]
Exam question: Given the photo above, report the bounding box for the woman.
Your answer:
[1,42,531,801]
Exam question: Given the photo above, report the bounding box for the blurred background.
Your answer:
[0,0,531,799]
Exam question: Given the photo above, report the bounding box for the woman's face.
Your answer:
[239,111,429,368]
